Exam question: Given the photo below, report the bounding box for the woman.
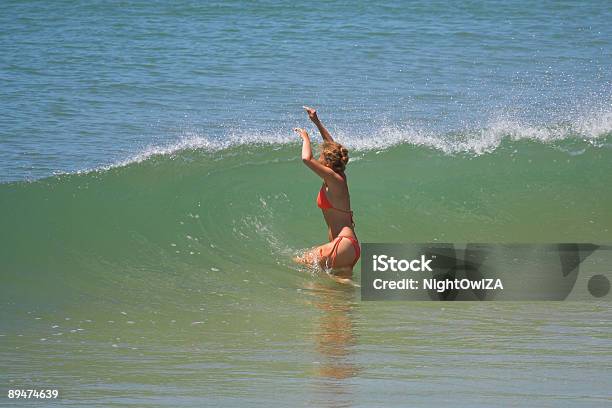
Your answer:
[293,106,360,280]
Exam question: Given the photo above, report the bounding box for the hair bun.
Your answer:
[320,141,349,173]
[340,147,349,165]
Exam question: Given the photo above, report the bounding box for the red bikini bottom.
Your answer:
[320,235,361,268]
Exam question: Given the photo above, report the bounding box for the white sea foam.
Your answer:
[340,109,612,155]
[71,109,612,175]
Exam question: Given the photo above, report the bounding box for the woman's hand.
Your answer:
[303,106,318,121]
[296,128,313,162]
[293,128,309,139]
[302,105,334,142]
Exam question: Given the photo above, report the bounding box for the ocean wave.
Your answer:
[341,109,612,154]
[46,109,612,178]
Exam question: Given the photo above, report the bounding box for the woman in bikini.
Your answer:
[293,106,360,280]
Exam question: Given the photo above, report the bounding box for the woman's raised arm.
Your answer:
[303,106,334,142]
[294,128,341,184]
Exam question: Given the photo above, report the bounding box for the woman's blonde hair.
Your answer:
[320,141,349,173]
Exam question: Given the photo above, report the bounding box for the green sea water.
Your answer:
[1,138,611,406]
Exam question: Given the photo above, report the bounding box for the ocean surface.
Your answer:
[1,0,611,406]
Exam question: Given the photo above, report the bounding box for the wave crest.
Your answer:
[65,109,612,177]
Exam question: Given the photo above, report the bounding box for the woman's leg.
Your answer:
[294,238,357,270]
[293,239,359,285]
[293,240,338,269]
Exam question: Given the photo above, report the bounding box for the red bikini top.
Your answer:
[316,182,354,225]
[317,184,335,210]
